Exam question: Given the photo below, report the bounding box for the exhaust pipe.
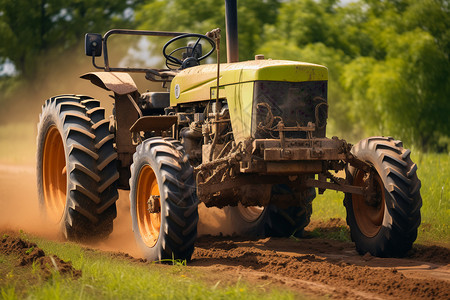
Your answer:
[225,0,239,63]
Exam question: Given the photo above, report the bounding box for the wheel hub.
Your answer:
[353,170,385,238]
[147,195,161,213]
[362,172,382,207]
[136,165,161,248]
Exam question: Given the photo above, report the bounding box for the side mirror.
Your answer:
[85,33,102,57]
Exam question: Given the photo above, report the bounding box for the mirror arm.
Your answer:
[91,54,105,70]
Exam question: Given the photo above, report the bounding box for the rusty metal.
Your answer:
[275,122,316,132]
[205,28,222,162]
[265,161,322,174]
[197,173,282,208]
[80,72,138,95]
[305,178,365,195]
[114,92,139,189]
[252,137,349,161]
[130,116,178,133]
[195,153,240,172]
[346,151,372,173]
[145,69,178,82]
[127,94,143,118]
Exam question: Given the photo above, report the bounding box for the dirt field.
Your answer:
[0,164,449,299]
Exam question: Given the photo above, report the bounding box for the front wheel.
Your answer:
[129,137,198,261]
[344,137,422,257]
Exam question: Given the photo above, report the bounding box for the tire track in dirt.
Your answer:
[191,235,450,299]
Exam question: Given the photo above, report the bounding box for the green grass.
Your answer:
[0,233,300,300]
[413,151,450,245]
[311,151,450,246]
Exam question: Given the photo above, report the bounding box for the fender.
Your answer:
[81,71,139,190]
[80,72,138,95]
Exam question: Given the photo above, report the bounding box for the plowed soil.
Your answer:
[0,232,81,279]
[191,234,450,299]
[0,164,449,299]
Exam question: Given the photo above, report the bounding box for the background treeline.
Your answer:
[0,0,448,152]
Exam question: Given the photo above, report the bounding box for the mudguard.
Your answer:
[80,72,138,95]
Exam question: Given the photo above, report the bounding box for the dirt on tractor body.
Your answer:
[0,165,449,299]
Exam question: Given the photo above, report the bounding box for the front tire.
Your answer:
[344,137,422,257]
[130,137,198,261]
[36,95,119,240]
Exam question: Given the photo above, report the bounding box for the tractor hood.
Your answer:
[170,59,328,105]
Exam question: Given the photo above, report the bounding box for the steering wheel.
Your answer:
[163,33,215,70]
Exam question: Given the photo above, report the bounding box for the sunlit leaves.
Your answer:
[258,0,449,150]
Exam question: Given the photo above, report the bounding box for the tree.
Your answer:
[0,0,138,77]
[135,0,281,61]
[341,0,450,150]
[258,0,450,151]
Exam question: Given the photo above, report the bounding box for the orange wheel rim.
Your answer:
[237,204,264,222]
[42,126,67,223]
[136,165,161,247]
[353,171,385,237]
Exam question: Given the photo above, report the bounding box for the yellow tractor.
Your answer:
[36,0,421,260]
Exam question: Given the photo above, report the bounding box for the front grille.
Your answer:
[252,80,328,139]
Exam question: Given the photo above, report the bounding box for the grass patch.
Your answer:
[0,253,43,299]
[413,151,450,246]
[311,151,450,246]
[308,225,351,242]
[0,233,300,300]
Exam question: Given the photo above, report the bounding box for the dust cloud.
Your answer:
[0,165,141,256]
[0,164,233,257]
[0,46,139,254]
[197,204,234,236]
[86,190,142,257]
[0,165,57,239]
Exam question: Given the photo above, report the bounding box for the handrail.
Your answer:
[92,29,188,73]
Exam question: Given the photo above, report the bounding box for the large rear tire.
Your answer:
[226,185,315,238]
[130,137,198,261]
[36,95,119,240]
[344,137,422,257]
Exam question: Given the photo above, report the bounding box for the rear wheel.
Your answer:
[344,137,422,257]
[226,185,315,238]
[130,137,198,261]
[36,95,119,240]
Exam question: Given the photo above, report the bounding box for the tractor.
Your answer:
[36,0,421,260]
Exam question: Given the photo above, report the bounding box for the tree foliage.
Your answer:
[0,0,448,151]
[258,0,450,151]
[135,0,281,61]
[0,0,137,77]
